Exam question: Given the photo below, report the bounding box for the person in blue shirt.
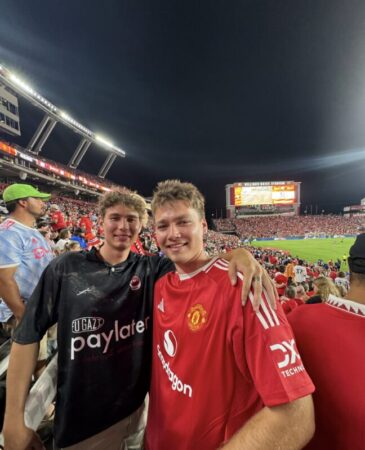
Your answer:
[0,184,53,324]
[0,183,54,376]
[70,227,87,249]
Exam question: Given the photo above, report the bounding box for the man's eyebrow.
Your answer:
[156,215,190,224]
[108,213,139,218]
[175,214,190,220]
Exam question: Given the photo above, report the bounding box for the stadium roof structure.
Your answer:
[0,140,115,197]
[0,63,125,178]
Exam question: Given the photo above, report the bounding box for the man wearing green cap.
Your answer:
[0,183,53,326]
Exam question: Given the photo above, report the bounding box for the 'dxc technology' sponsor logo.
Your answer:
[270,339,305,378]
[72,317,105,334]
[163,330,177,357]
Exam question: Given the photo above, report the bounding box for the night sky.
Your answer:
[1,0,365,216]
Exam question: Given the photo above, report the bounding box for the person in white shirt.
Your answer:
[55,228,71,254]
[334,271,350,291]
[294,260,307,283]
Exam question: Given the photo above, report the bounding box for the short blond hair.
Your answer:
[151,180,205,219]
[98,188,148,226]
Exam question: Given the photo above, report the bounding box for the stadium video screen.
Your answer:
[233,184,296,206]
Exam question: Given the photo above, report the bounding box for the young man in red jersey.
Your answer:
[288,233,365,450]
[145,180,315,450]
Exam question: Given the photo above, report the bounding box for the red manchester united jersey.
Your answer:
[288,295,365,450]
[146,258,314,450]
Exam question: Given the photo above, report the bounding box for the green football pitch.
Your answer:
[251,237,356,271]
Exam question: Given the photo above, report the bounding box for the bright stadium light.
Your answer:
[95,134,125,156]
[59,110,72,121]
[1,62,125,158]
[95,134,114,148]
[9,73,35,95]
[9,72,58,112]
[59,110,93,136]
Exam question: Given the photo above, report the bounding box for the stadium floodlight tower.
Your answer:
[0,63,125,179]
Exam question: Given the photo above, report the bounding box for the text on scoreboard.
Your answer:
[231,184,297,206]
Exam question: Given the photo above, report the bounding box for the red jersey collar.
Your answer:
[177,257,220,281]
[326,294,365,318]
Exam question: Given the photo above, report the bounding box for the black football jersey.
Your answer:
[14,248,173,447]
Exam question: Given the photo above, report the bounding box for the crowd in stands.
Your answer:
[214,215,363,239]
[246,245,349,314]
[204,230,240,254]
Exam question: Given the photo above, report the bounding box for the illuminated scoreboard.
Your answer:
[232,183,296,206]
[226,181,301,217]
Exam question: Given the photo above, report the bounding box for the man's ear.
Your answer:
[17,199,27,208]
[202,218,208,234]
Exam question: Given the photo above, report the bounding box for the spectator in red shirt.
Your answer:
[269,254,278,265]
[306,266,314,278]
[50,204,66,231]
[328,268,337,281]
[281,285,304,315]
[79,210,92,234]
[274,265,288,297]
[64,213,73,229]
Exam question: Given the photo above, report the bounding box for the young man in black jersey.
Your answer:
[3,188,275,450]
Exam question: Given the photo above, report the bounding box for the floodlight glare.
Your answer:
[8,72,58,112]
[95,135,113,148]
[9,73,35,95]
[60,110,72,121]
[2,62,126,165]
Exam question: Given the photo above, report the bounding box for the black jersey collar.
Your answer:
[86,246,139,270]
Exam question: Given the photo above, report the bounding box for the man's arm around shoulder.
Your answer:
[221,395,314,450]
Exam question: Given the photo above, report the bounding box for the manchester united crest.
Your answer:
[187,304,207,331]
